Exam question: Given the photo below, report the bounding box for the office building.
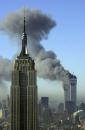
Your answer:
[41,97,49,108]
[10,16,38,130]
[64,73,77,111]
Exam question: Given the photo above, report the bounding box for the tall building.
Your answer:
[65,101,76,115]
[58,103,64,113]
[70,74,77,106]
[10,16,37,130]
[40,97,49,108]
[39,97,52,127]
[64,73,77,111]
[63,84,70,102]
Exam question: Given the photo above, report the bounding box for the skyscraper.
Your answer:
[64,73,77,111]
[10,16,37,130]
[40,97,49,108]
[64,84,70,102]
[70,74,77,107]
[39,97,52,127]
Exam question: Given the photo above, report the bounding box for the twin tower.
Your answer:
[10,17,37,130]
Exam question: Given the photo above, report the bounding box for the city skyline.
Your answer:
[0,0,85,103]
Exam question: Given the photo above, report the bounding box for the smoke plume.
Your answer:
[0,56,12,83]
[0,8,71,88]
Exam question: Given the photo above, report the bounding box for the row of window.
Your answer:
[15,59,34,64]
[14,65,34,71]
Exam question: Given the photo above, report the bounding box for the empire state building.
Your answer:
[10,17,37,130]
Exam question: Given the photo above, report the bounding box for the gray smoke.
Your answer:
[0,8,55,41]
[0,56,12,83]
[0,8,70,87]
[0,56,12,97]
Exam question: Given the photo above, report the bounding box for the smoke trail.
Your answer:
[0,8,71,87]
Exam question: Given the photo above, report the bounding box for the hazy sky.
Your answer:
[0,0,85,103]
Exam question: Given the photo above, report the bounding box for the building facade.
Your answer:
[70,75,77,107]
[40,97,49,108]
[64,83,70,102]
[64,73,77,111]
[10,17,37,130]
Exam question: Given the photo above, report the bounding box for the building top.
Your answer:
[14,15,35,70]
[17,16,30,59]
[67,72,77,79]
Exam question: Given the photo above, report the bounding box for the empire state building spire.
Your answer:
[19,16,28,58]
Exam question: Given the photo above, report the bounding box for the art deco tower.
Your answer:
[10,17,37,130]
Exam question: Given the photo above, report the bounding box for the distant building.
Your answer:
[65,101,76,115]
[58,103,64,113]
[79,103,85,111]
[40,97,49,108]
[63,84,70,103]
[64,73,77,111]
[39,97,53,128]
[69,74,77,107]
[2,97,9,120]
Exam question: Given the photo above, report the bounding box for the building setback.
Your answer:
[10,16,38,130]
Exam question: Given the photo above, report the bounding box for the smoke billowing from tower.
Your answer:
[0,8,75,88]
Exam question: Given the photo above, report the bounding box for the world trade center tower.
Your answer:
[10,16,37,130]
